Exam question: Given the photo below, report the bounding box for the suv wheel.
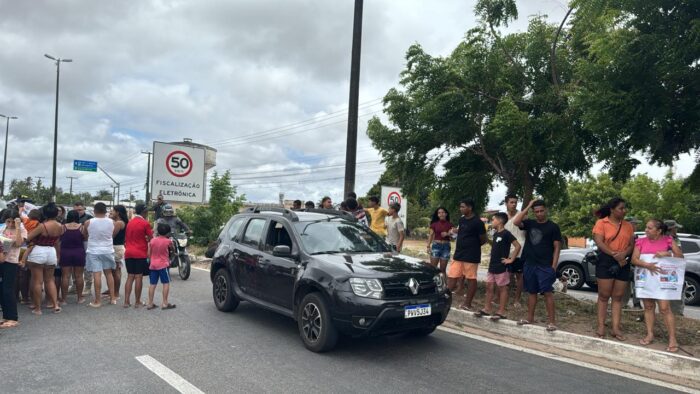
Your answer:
[213,268,239,312]
[558,263,584,290]
[685,276,699,306]
[297,293,338,352]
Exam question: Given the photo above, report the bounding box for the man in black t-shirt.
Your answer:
[448,199,487,311]
[513,199,562,331]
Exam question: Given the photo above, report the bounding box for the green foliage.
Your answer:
[367,12,594,211]
[570,0,700,180]
[6,177,91,205]
[179,171,245,245]
[552,174,620,237]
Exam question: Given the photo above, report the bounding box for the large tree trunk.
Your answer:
[521,175,535,210]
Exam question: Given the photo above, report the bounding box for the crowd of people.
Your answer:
[0,197,183,330]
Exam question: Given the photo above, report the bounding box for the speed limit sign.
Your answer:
[166,150,193,177]
[387,191,401,206]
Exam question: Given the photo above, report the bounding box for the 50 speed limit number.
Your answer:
[166,150,194,177]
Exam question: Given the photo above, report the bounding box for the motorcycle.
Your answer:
[169,233,191,280]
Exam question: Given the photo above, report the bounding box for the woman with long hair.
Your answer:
[109,205,129,299]
[426,207,453,275]
[59,210,86,304]
[0,209,27,328]
[592,197,635,340]
[632,219,683,352]
[25,203,63,314]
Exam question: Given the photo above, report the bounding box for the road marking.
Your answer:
[191,266,209,272]
[135,355,205,394]
[437,327,698,393]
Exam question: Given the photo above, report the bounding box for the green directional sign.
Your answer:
[73,160,97,172]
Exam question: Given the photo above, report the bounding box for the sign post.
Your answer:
[380,186,407,227]
[151,141,207,204]
[73,160,97,172]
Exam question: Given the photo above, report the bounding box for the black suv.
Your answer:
[209,207,452,352]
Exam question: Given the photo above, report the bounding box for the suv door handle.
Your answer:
[233,252,240,260]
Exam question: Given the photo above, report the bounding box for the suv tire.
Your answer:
[558,263,584,290]
[685,275,699,306]
[297,293,338,353]
[213,268,239,312]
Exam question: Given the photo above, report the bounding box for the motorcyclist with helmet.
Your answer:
[154,204,192,236]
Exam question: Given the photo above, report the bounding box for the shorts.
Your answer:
[595,252,631,281]
[113,245,125,266]
[486,271,510,287]
[125,258,150,276]
[26,246,58,266]
[85,253,116,273]
[523,263,556,294]
[149,268,170,285]
[507,257,524,274]
[448,260,478,280]
[430,242,451,260]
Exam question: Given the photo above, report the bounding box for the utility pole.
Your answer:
[45,54,72,202]
[112,185,116,207]
[66,176,77,202]
[0,114,18,197]
[142,151,152,204]
[98,165,120,207]
[343,0,364,198]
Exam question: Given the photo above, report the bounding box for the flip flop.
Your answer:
[517,319,531,326]
[53,307,62,314]
[122,304,131,309]
[490,313,506,321]
[666,345,679,353]
[0,320,19,329]
[161,304,176,310]
[31,309,42,316]
[639,338,654,346]
[77,298,86,304]
[595,331,606,339]
[546,324,558,332]
[146,304,157,310]
[88,302,102,308]
[458,305,474,312]
[473,310,490,318]
[134,302,145,309]
[611,333,626,342]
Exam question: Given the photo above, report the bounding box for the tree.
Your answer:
[551,174,620,237]
[367,7,594,211]
[94,189,113,201]
[570,0,700,181]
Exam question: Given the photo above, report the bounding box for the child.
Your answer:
[385,203,405,254]
[18,209,42,267]
[146,223,176,310]
[475,212,521,321]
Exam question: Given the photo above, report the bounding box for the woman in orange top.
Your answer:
[592,197,635,340]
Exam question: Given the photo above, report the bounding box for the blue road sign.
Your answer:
[73,160,97,172]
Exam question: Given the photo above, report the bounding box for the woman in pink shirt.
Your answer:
[631,219,683,352]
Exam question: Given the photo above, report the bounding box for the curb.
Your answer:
[446,307,700,384]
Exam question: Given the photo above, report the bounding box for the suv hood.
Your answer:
[313,252,437,277]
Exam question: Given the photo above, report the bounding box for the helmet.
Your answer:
[162,204,175,217]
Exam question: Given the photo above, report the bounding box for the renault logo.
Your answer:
[407,278,419,295]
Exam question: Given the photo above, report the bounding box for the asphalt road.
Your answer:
[0,268,682,394]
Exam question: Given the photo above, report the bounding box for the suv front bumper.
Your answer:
[331,290,452,337]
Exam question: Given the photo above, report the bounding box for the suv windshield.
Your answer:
[294,219,389,254]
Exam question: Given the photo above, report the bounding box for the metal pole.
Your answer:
[66,176,77,201]
[343,0,363,198]
[51,60,60,201]
[0,116,16,197]
[142,151,152,203]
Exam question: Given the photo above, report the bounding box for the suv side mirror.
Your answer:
[272,245,292,257]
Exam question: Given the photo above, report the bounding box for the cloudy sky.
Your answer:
[0,0,692,209]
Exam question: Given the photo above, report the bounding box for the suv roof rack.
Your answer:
[301,208,357,222]
[246,206,299,222]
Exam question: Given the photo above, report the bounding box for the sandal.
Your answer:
[0,320,19,329]
[134,302,145,309]
[161,304,176,310]
[88,302,102,308]
[122,303,131,309]
[53,307,62,314]
[77,298,86,304]
[473,310,490,318]
[546,324,558,332]
[611,332,626,342]
[31,309,42,316]
[458,305,474,312]
[639,338,654,346]
[146,304,157,310]
[490,313,506,321]
[595,331,606,339]
[517,319,531,326]
[666,345,679,353]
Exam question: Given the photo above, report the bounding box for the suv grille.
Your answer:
[382,279,437,299]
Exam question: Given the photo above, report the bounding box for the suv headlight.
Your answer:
[349,278,384,299]
[433,273,446,293]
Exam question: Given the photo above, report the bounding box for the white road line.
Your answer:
[437,327,698,394]
[135,355,205,394]
[191,266,209,272]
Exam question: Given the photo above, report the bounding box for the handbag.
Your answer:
[595,223,629,275]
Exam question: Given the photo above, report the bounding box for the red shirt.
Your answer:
[149,236,171,270]
[430,220,454,241]
[124,216,153,259]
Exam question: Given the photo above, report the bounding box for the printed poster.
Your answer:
[634,255,685,300]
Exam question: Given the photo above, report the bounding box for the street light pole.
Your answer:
[344,0,364,198]
[45,54,72,202]
[142,151,152,203]
[0,114,18,197]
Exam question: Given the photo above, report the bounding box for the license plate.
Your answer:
[404,304,431,319]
